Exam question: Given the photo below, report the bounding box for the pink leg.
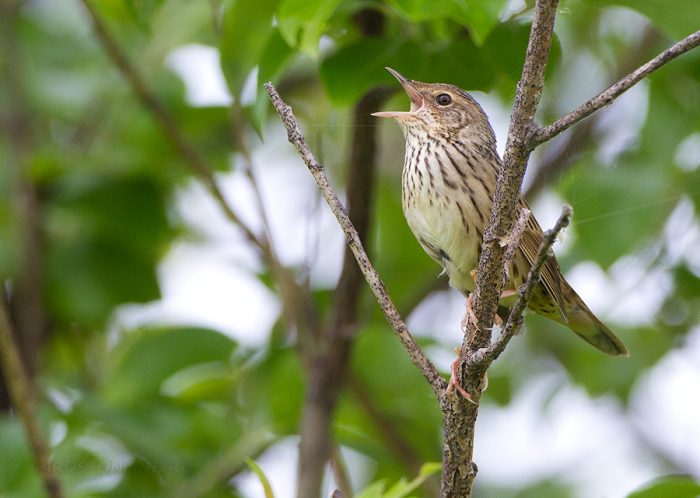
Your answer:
[461,293,478,333]
[446,354,477,404]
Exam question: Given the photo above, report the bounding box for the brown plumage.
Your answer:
[373,68,628,356]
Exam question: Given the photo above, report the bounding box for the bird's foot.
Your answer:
[461,293,478,334]
[446,352,477,404]
[446,348,487,403]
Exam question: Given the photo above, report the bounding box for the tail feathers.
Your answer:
[564,291,629,357]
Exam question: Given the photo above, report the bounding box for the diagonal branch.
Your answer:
[524,27,662,200]
[470,204,573,367]
[0,292,64,498]
[296,86,391,498]
[78,0,264,255]
[80,0,325,351]
[532,29,700,146]
[265,82,447,399]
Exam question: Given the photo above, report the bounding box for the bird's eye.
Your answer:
[436,93,452,106]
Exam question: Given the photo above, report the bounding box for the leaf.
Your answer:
[220,0,280,95]
[245,458,276,498]
[124,0,165,28]
[385,0,507,45]
[384,462,441,498]
[248,29,295,136]
[356,480,388,498]
[587,0,700,39]
[276,0,342,56]
[105,326,238,405]
[559,160,667,268]
[425,37,497,91]
[320,39,421,106]
[445,0,509,45]
[482,21,531,84]
[320,35,496,107]
[627,475,700,498]
[355,463,441,498]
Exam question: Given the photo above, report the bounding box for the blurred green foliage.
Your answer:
[0,0,699,496]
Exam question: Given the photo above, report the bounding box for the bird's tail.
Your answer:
[560,282,629,356]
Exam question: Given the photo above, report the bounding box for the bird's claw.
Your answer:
[446,355,477,404]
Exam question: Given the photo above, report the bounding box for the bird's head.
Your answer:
[372,67,494,143]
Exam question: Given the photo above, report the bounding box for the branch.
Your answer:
[471,204,573,366]
[0,0,48,406]
[80,0,326,364]
[532,29,700,145]
[78,0,264,255]
[296,86,390,498]
[0,293,64,498]
[265,82,447,399]
[469,0,559,352]
[524,27,662,200]
[348,376,440,496]
[442,1,561,496]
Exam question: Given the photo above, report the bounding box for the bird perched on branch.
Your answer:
[373,67,628,360]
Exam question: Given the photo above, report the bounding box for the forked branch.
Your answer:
[532,29,700,146]
[470,204,573,367]
[265,82,447,399]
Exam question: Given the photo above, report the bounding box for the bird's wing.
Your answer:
[518,199,568,322]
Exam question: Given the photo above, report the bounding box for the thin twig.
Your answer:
[470,205,573,367]
[265,82,447,398]
[524,27,662,200]
[0,293,64,498]
[532,29,700,146]
[78,0,265,255]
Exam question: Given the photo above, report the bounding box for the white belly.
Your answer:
[403,187,481,294]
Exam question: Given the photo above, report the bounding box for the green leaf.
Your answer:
[124,0,165,28]
[425,37,496,91]
[105,326,238,405]
[560,160,667,268]
[47,238,161,325]
[385,0,507,45]
[384,462,441,498]
[320,35,495,107]
[356,480,388,498]
[482,21,531,84]
[445,0,509,45]
[320,39,421,105]
[587,0,700,39]
[248,29,295,136]
[220,0,281,95]
[277,0,342,56]
[45,176,171,325]
[627,476,700,498]
[245,458,276,498]
[355,463,441,498]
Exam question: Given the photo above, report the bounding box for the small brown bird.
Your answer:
[373,68,628,357]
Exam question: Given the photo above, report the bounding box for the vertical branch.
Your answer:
[469,0,560,351]
[266,82,445,397]
[295,86,391,498]
[441,1,561,497]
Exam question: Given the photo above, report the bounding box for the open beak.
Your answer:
[371,67,423,119]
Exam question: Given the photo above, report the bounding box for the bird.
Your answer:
[372,67,628,361]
